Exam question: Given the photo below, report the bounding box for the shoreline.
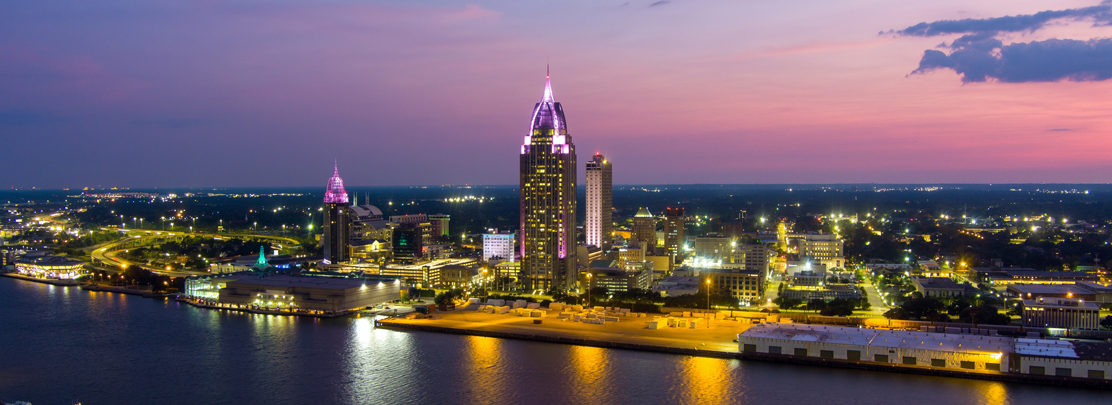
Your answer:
[1,273,81,286]
[377,313,1112,390]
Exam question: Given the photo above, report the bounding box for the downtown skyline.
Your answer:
[3,0,1112,188]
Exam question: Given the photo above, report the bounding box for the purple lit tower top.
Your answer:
[323,162,348,204]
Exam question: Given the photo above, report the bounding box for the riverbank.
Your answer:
[378,306,1112,390]
[82,284,173,298]
[0,273,81,286]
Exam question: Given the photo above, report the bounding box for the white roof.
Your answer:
[741,323,1013,354]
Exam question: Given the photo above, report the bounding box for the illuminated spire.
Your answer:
[254,246,269,270]
[323,161,349,204]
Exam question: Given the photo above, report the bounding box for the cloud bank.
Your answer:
[898,2,1112,83]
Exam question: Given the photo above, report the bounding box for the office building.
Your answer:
[800,233,844,268]
[705,268,765,303]
[663,207,685,262]
[581,267,652,293]
[632,208,656,252]
[322,163,350,264]
[1022,297,1101,330]
[693,235,732,264]
[585,153,612,250]
[392,224,422,264]
[736,243,769,274]
[428,214,450,239]
[483,231,516,262]
[519,72,577,290]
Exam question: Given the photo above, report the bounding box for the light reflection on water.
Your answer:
[2,278,1111,405]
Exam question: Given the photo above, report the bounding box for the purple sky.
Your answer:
[3,0,1112,189]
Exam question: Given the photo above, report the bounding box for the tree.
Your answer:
[819,298,855,316]
[1101,315,1112,331]
[883,307,910,320]
[959,306,1011,325]
[900,297,946,320]
[773,296,803,310]
[805,299,827,313]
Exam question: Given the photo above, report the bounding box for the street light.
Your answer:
[586,273,593,306]
[705,278,712,327]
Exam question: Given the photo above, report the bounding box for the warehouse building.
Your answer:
[738,323,1010,372]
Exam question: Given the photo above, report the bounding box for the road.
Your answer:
[862,279,889,315]
[90,229,301,277]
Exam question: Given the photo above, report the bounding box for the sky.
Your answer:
[2,0,1112,189]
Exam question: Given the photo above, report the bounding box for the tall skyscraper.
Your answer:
[322,162,350,264]
[663,207,685,264]
[585,153,612,251]
[633,207,656,252]
[520,71,577,291]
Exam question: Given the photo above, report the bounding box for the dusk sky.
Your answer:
[3,0,1112,188]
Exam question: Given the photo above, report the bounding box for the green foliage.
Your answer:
[772,296,803,310]
[958,305,1011,325]
[819,298,856,317]
[1101,315,1112,331]
[883,307,910,320]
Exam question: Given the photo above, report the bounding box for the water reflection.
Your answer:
[683,356,732,405]
[978,381,1009,405]
[567,345,613,404]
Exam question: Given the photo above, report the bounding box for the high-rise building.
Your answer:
[663,207,685,262]
[428,214,450,239]
[322,163,350,264]
[392,224,422,264]
[585,153,612,250]
[633,207,656,252]
[520,72,577,291]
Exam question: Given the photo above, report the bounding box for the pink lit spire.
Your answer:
[323,160,349,204]
[542,65,554,103]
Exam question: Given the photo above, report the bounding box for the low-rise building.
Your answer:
[739,323,1010,372]
[14,256,84,279]
[911,277,968,298]
[704,268,764,303]
[1022,297,1101,330]
[581,267,652,293]
[652,276,702,297]
[1075,282,1112,303]
[1007,284,1097,301]
[186,274,402,313]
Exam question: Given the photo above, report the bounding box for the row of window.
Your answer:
[743,345,1002,371]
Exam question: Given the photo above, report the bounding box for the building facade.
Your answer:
[519,73,577,290]
[801,233,844,268]
[736,243,769,274]
[482,231,516,262]
[632,207,656,252]
[1022,297,1101,330]
[663,207,685,263]
[705,268,765,303]
[322,163,350,264]
[585,153,613,251]
[392,224,422,265]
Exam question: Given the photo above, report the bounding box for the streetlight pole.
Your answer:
[706,277,712,327]
[586,273,593,307]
